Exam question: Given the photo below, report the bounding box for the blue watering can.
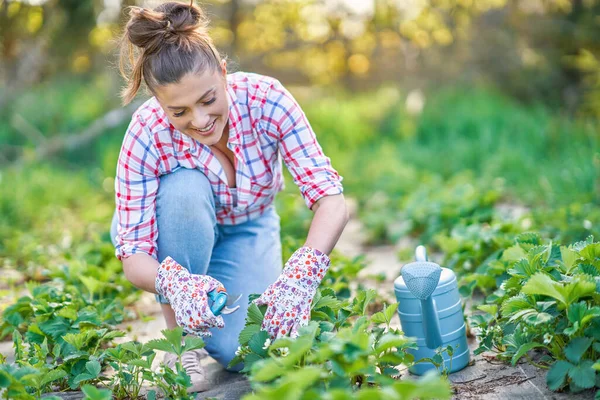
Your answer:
[394,245,470,375]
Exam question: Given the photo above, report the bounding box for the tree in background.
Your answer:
[0,0,599,116]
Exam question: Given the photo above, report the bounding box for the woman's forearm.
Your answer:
[122,253,160,293]
[304,193,350,255]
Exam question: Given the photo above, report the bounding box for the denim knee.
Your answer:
[156,168,216,225]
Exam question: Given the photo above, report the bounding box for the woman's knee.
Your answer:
[157,168,215,213]
[156,169,216,234]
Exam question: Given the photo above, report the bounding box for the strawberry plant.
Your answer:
[229,287,451,399]
[471,235,600,396]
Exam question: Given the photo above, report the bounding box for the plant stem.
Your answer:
[525,354,549,370]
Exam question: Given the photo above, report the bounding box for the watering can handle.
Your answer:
[415,245,428,262]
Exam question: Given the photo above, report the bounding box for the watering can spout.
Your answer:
[420,298,443,349]
[401,246,444,349]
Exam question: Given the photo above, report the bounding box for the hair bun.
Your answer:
[125,1,208,52]
[159,2,208,44]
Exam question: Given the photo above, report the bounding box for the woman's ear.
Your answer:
[221,59,227,76]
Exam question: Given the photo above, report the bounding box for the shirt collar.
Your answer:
[226,81,244,147]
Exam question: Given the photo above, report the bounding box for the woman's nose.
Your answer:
[191,107,211,129]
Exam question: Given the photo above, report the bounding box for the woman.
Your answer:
[111,0,348,392]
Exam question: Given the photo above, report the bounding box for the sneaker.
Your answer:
[163,348,213,393]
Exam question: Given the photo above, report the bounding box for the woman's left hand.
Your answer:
[253,246,330,339]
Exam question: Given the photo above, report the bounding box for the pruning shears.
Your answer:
[208,287,242,316]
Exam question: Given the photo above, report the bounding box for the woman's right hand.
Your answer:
[155,256,225,336]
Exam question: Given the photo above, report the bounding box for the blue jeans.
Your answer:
[110,168,283,371]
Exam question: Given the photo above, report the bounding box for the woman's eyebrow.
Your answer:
[167,87,215,109]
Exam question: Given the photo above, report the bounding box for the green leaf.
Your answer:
[39,317,70,341]
[0,371,10,388]
[160,327,183,355]
[560,278,597,307]
[374,333,411,354]
[62,332,89,351]
[579,242,600,262]
[568,302,600,328]
[371,311,387,325]
[565,337,594,364]
[508,308,537,323]
[477,304,498,316]
[384,303,399,324]
[239,324,260,345]
[503,245,528,262]
[57,307,78,321]
[245,366,322,399]
[509,259,537,278]
[311,290,321,310]
[81,384,112,400]
[40,369,67,387]
[79,275,102,296]
[511,342,546,366]
[183,335,205,353]
[251,335,315,382]
[85,360,101,377]
[313,295,341,311]
[246,303,264,325]
[248,330,270,357]
[73,372,94,385]
[560,246,580,273]
[501,295,534,317]
[568,360,596,389]
[525,312,553,326]
[145,338,174,354]
[522,273,565,306]
[240,352,263,374]
[547,360,573,391]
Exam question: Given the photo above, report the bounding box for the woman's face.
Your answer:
[155,65,229,147]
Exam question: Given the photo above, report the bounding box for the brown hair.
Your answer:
[118,1,222,105]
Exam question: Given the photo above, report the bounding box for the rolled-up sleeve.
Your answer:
[114,115,161,261]
[266,80,343,209]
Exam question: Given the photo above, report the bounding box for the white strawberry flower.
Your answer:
[280,347,289,357]
[263,338,272,350]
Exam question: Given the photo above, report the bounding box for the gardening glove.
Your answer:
[155,256,225,337]
[253,246,330,339]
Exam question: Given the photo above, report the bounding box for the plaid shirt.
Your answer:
[114,72,344,261]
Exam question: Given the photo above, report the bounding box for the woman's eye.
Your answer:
[204,97,216,105]
[173,110,185,117]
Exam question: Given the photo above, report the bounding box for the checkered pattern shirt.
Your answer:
[114,72,344,261]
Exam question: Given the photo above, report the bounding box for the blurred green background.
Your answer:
[0,0,599,283]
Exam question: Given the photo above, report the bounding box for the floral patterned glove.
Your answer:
[253,246,330,339]
[155,256,225,337]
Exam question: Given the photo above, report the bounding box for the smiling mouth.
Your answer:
[191,119,216,134]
